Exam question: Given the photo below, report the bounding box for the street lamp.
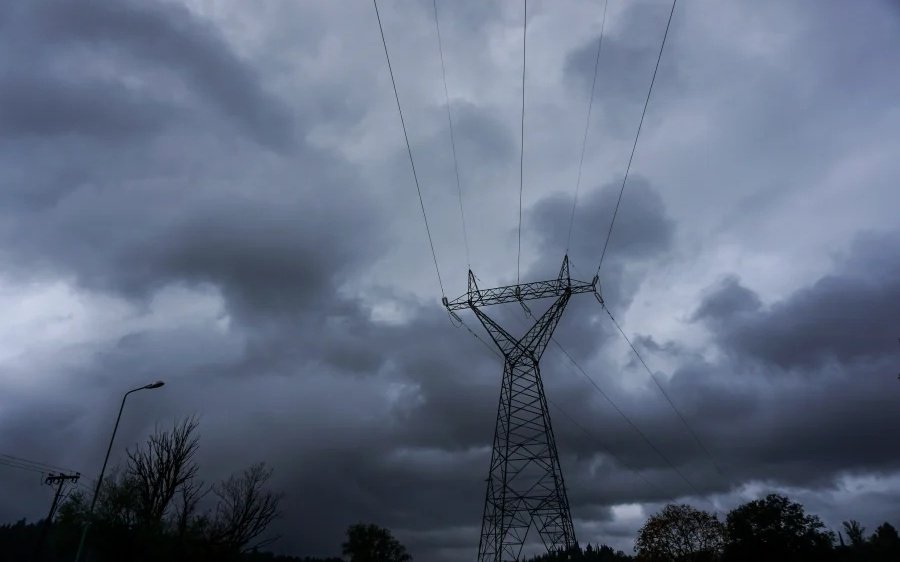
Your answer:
[73,380,165,562]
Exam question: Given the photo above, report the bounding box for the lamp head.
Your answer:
[144,381,165,389]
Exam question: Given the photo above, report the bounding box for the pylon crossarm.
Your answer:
[443,277,593,311]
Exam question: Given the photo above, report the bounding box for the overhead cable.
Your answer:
[452,314,668,500]
[373,0,446,296]
[549,337,706,499]
[596,0,677,275]
[0,453,71,474]
[0,458,47,475]
[432,0,471,269]
[510,303,706,499]
[517,0,527,285]
[566,0,609,254]
[604,307,725,477]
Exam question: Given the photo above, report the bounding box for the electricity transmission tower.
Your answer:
[444,255,600,561]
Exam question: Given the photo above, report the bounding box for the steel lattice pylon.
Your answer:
[444,256,601,561]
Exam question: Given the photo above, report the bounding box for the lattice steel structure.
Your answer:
[444,255,601,561]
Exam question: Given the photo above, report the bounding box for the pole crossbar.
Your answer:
[35,472,81,560]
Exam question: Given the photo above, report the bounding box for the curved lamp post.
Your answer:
[73,380,165,562]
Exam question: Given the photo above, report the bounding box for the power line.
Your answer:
[548,399,669,499]
[507,303,707,500]
[604,307,725,477]
[432,0,471,269]
[0,458,47,475]
[0,454,95,492]
[450,314,669,502]
[490,303,716,505]
[566,0,609,254]
[372,0,446,297]
[548,337,706,499]
[517,0,527,285]
[0,453,71,474]
[596,0,677,275]
[451,280,715,514]
[571,0,723,506]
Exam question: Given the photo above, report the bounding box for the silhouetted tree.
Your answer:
[174,476,209,539]
[527,543,633,561]
[127,417,201,528]
[870,522,900,561]
[31,417,284,562]
[0,519,41,561]
[342,523,411,562]
[635,504,723,561]
[209,462,282,552]
[724,494,834,562]
[842,520,866,547]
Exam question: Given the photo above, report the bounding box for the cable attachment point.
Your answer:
[443,296,464,327]
[515,286,532,317]
[520,300,532,317]
[590,276,604,306]
[448,310,463,328]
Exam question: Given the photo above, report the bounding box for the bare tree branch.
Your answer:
[175,477,208,538]
[125,416,201,528]
[209,462,282,552]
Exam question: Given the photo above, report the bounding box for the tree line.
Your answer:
[0,418,415,562]
[2,417,898,561]
[2,417,286,562]
[530,496,900,562]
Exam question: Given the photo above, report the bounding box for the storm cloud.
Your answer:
[1,1,899,561]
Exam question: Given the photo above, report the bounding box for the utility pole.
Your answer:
[444,255,600,562]
[34,471,80,561]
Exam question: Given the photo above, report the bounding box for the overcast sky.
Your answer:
[1,0,899,560]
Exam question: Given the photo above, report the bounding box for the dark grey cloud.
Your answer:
[0,0,293,148]
[421,0,502,35]
[644,231,900,490]
[1,1,899,561]
[452,101,518,175]
[0,71,173,141]
[564,0,685,137]
[40,0,295,148]
[693,231,900,370]
[691,276,762,323]
[0,165,381,325]
[412,100,518,207]
[527,176,675,327]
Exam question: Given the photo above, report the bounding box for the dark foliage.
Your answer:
[635,504,723,561]
[527,543,634,561]
[0,418,286,562]
[342,523,412,562]
[0,519,42,562]
[833,521,900,562]
[4,465,899,562]
[0,519,343,562]
[723,493,834,562]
